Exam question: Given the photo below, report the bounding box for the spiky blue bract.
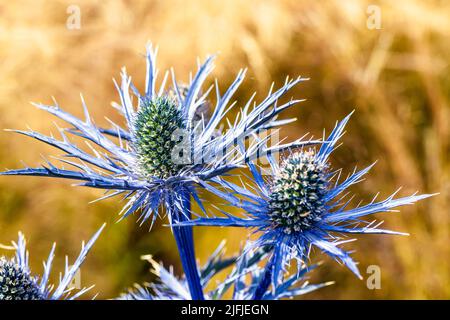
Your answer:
[1,44,314,299]
[0,224,105,300]
[223,244,332,300]
[175,113,435,289]
[118,242,329,300]
[1,44,311,228]
[117,241,234,300]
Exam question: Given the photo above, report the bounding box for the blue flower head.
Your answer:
[1,44,310,227]
[3,41,428,300]
[0,224,105,300]
[0,43,315,300]
[177,113,435,286]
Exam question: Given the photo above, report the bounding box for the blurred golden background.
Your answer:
[0,0,448,299]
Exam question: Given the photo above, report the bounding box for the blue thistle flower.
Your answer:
[0,44,311,299]
[175,113,435,297]
[0,224,105,300]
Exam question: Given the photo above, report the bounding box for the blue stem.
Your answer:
[253,255,275,300]
[172,191,204,300]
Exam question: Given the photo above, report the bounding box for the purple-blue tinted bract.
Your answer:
[1,44,309,227]
[0,44,312,299]
[176,113,434,289]
[118,242,330,300]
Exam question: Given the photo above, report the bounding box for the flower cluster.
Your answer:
[0,44,434,300]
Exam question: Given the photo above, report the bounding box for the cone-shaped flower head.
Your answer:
[0,224,105,300]
[268,151,329,234]
[133,97,186,179]
[1,44,311,226]
[176,113,435,286]
[0,258,43,300]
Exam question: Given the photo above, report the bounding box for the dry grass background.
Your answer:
[0,0,448,299]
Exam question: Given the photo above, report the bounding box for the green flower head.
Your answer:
[133,97,186,179]
[268,150,329,234]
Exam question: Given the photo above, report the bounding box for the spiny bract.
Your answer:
[0,43,315,300]
[0,44,309,226]
[0,225,104,300]
[176,113,435,286]
[133,97,186,179]
[0,258,43,300]
[268,150,329,234]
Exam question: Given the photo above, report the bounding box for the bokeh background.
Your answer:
[0,0,448,299]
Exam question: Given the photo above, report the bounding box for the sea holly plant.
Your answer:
[0,224,105,300]
[175,113,435,299]
[0,44,314,300]
[0,43,435,300]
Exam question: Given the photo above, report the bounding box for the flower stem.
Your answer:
[172,190,204,300]
[253,255,275,300]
